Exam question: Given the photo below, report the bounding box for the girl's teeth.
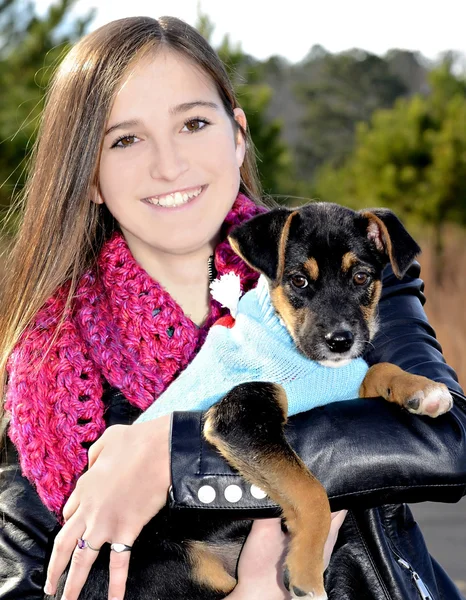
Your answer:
[149,187,202,207]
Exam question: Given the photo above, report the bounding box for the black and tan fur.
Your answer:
[52,202,453,600]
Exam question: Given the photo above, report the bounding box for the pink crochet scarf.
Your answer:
[6,193,263,515]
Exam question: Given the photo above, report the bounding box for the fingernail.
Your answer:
[44,581,52,594]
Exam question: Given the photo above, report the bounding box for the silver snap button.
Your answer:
[198,485,216,504]
[250,484,267,499]
[224,484,242,503]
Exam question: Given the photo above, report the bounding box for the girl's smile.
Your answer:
[142,184,205,209]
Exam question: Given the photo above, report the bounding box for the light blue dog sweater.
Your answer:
[136,275,368,423]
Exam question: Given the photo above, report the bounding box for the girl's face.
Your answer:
[96,49,246,260]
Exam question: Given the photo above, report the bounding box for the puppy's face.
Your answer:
[229,202,420,366]
[268,210,384,365]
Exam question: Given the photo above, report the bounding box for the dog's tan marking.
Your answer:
[269,381,289,416]
[341,251,358,272]
[189,541,236,593]
[270,285,297,336]
[204,384,329,597]
[228,236,256,272]
[270,285,306,342]
[276,211,299,281]
[304,257,319,281]
[360,280,382,339]
[360,363,406,401]
[360,363,452,416]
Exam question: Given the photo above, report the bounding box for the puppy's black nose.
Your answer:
[325,330,354,353]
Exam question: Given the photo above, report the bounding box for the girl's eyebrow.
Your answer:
[105,102,220,137]
[105,119,140,137]
[169,101,220,115]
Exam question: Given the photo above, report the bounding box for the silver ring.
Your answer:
[110,542,133,553]
[77,537,100,551]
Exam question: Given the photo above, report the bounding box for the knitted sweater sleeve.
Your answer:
[4,296,105,516]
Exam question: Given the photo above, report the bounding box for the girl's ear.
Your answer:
[91,185,104,205]
[233,107,247,168]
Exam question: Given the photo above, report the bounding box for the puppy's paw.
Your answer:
[283,565,327,600]
[290,587,328,599]
[403,383,453,418]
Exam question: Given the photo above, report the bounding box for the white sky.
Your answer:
[36,0,466,64]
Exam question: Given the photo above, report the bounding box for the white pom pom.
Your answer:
[209,272,242,317]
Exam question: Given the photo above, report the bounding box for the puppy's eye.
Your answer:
[290,275,308,289]
[353,272,370,286]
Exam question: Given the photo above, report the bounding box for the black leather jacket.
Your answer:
[1,263,465,599]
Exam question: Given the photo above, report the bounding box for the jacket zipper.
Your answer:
[395,554,434,600]
[208,255,217,284]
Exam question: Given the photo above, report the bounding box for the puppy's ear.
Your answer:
[358,208,421,278]
[228,208,297,280]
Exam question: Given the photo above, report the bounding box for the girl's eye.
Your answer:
[182,118,210,133]
[290,275,309,289]
[353,272,370,286]
[112,135,139,149]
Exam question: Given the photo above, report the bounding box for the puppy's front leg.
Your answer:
[204,382,330,600]
[360,363,453,417]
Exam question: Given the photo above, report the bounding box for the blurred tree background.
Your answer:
[0,0,93,221]
[0,0,465,385]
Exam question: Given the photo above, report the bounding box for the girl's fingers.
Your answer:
[323,510,348,569]
[230,519,289,599]
[62,491,80,522]
[331,509,348,527]
[238,518,287,580]
[107,531,136,600]
[87,435,106,468]
[45,515,105,598]
[59,527,105,600]
[45,515,85,595]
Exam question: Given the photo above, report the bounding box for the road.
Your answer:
[410,499,466,596]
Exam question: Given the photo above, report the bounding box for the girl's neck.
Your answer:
[127,240,218,326]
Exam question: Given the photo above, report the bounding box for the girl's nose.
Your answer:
[149,140,189,181]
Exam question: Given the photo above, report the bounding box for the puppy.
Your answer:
[51,203,452,600]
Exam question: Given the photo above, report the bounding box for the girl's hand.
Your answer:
[324,510,347,569]
[226,510,347,599]
[44,415,171,600]
[227,518,290,600]
[43,409,346,600]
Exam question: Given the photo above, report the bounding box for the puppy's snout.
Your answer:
[324,330,354,353]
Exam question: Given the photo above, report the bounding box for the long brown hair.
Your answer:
[0,16,262,402]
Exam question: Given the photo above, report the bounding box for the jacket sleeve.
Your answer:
[169,263,466,514]
[0,421,59,599]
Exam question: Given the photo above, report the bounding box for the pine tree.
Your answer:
[0,0,94,212]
